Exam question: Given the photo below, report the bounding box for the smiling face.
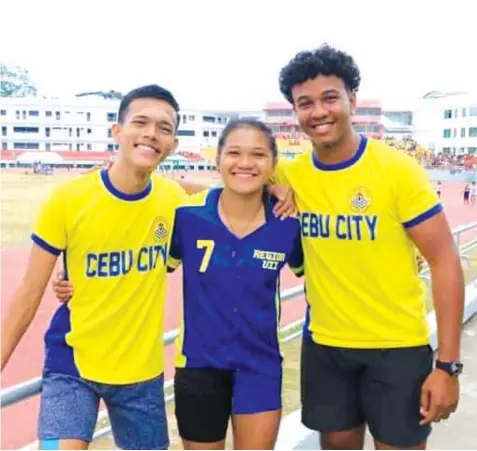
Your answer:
[292,75,356,149]
[112,97,178,171]
[217,126,276,196]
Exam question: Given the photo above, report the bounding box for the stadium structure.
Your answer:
[0,93,424,169]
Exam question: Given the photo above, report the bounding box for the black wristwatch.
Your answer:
[435,360,464,377]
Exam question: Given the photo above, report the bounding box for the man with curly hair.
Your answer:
[272,44,465,450]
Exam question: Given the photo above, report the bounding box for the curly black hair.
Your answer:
[279,44,361,104]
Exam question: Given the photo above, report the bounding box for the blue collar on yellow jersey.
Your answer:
[312,135,367,171]
[100,169,152,201]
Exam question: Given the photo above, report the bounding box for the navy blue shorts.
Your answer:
[38,371,168,450]
[301,339,433,448]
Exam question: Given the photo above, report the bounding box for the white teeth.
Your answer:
[234,173,254,178]
[137,144,156,152]
[314,123,333,131]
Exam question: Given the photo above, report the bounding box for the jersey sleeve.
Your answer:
[287,221,304,277]
[31,187,67,256]
[396,155,443,229]
[167,211,182,273]
[170,180,191,208]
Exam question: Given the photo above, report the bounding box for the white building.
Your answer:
[0,96,239,153]
[413,91,477,155]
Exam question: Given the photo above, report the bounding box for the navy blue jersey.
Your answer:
[168,188,303,376]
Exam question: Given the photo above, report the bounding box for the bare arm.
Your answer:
[407,213,465,361]
[170,179,213,195]
[1,245,58,369]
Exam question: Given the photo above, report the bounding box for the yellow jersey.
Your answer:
[32,169,186,384]
[272,136,442,348]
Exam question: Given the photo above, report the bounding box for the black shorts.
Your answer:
[174,367,282,443]
[301,338,433,448]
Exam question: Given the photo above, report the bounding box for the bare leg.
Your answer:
[232,409,281,450]
[39,439,89,450]
[182,438,226,450]
[374,438,426,450]
[320,425,366,450]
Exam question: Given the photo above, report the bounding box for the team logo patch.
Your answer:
[152,217,169,244]
[348,186,372,213]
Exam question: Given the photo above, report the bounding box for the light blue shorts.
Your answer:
[38,371,168,450]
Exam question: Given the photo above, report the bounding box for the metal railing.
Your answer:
[1,221,477,445]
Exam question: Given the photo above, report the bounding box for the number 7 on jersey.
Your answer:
[196,240,215,273]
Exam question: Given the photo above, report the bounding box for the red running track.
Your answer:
[1,181,476,449]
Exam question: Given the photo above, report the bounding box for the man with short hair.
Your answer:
[1,84,187,450]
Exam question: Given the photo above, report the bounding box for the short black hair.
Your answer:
[279,43,361,104]
[118,84,181,129]
[217,118,278,158]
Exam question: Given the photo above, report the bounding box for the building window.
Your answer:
[13,142,39,150]
[0,110,6,116]
[77,128,81,138]
[13,126,39,133]
[28,110,39,117]
[87,128,92,134]
[468,147,476,154]
[16,110,20,120]
[203,115,216,123]
[470,107,477,117]
[107,144,115,151]
[461,128,466,138]
[1,126,6,136]
[87,112,91,121]
[211,131,217,137]
[203,130,210,137]
[469,127,477,138]
[188,115,195,121]
[45,127,50,137]
[87,143,92,151]
[46,111,52,117]
[107,129,112,138]
[22,111,27,120]
[177,130,195,136]
[56,111,61,120]
[462,108,467,117]
[442,147,451,154]
[356,107,381,116]
[2,142,7,150]
[443,109,452,119]
[443,129,451,138]
[107,112,117,122]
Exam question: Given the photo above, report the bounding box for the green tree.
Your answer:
[0,63,38,97]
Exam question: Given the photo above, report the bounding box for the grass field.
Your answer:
[0,172,219,247]
[0,173,78,246]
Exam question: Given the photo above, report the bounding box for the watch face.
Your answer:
[450,362,463,375]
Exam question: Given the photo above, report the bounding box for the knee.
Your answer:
[321,427,365,450]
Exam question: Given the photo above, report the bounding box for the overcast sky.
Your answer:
[1,0,476,110]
